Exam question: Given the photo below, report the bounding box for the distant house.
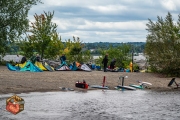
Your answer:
[93,55,101,60]
[90,49,95,52]
[133,53,147,69]
[133,53,146,62]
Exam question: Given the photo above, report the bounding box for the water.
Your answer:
[0,90,180,120]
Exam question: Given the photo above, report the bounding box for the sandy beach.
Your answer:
[0,66,179,94]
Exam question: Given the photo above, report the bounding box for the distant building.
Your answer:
[93,55,102,60]
[133,53,147,70]
[133,53,146,62]
[90,49,95,52]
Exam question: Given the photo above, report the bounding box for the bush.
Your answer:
[0,60,7,66]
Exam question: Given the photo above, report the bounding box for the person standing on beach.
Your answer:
[21,56,27,64]
[36,54,41,62]
[110,58,116,70]
[60,54,66,64]
[102,54,108,72]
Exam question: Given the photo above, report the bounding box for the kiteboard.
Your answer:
[168,78,176,87]
[139,81,152,86]
[129,84,143,89]
[129,81,152,89]
[114,76,136,90]
[90,85,109,89]
[90,76,109,89]
[168,78,180,88]
[116,85,136,90]
[137,80,152,85]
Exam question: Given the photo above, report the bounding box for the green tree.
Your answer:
[99,44,131,68]
[0,0,41,55]
[19,35,36,58]
[27,11,58,59]
[65,36,91,63]
[145,12,180,76]
[44,33,64,59]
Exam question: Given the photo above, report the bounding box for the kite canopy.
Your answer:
[35,61,47,71]
[80,64,92,72]
[55,61,71,71]
[71,62,92,72]
[35,61,54,71]
[7,61,43,72]
[15,62,26,68]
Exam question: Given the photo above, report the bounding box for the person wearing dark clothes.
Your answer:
[36,54,41,62]
[102,54,108,72]
[110,59,116,70]
[21,56,27,64]
[60,54,66,64]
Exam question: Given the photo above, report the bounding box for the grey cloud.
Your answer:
[38,6,179,22]
[28,0,180,42]
[29,1,180,22]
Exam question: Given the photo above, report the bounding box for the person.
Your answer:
[134,65,140,72]
[102,54,108,72]
[60,54,66,64]
[21,56,27,64]
[110,58,116,70]
[36,54,41,62]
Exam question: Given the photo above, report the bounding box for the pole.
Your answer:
[122,77,124,86]
[132,51,134,72]
[146,57,148,73]
[102,76,105,87]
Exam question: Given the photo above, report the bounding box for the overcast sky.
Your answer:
[28,0,180,43]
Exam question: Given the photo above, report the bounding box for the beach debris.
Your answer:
[59,87,74,91]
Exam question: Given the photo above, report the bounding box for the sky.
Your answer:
[28,0,180,43]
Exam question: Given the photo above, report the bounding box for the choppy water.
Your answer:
[0,90,180,120]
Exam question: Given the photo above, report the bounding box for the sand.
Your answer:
[0,66,179,94]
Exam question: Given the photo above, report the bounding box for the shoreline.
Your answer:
[0,66,179,94]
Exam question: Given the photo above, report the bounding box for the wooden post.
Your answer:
[122,77,124,86]
[102,76,105,87]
